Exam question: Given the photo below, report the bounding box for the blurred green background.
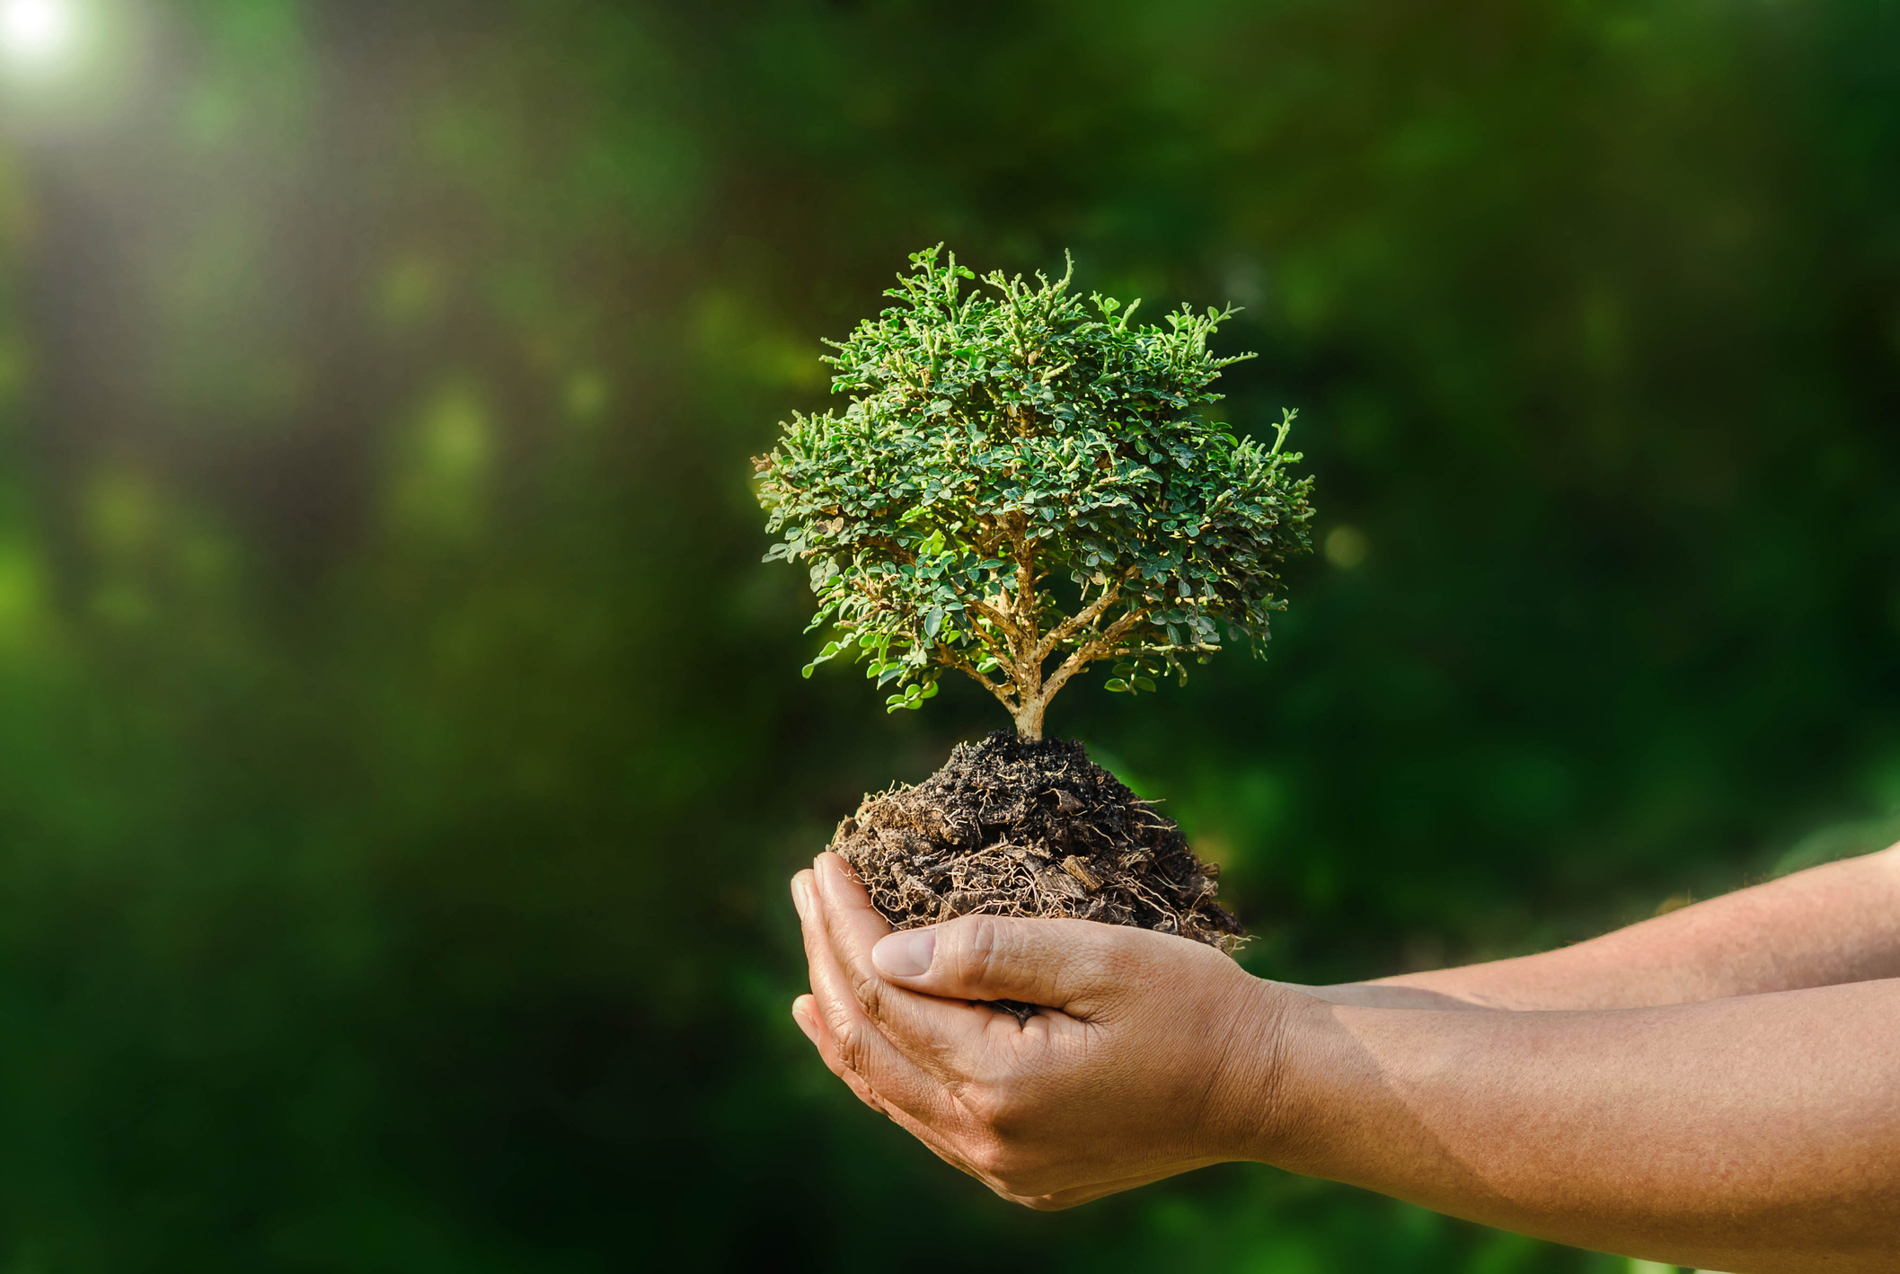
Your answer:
[0,1,1896,1270]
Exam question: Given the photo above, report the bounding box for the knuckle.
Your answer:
[964,1136,1013,1183]
[819,998,855,1045]
[832,1018,873,1073]
[953,914,1006,986]
[1016,1192,1070,1213]
[958,1082,1022,1136]
[987,1099,1027,1139]
[848,965,884,1019]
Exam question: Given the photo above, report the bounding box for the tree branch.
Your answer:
[923,580,1018,675]
[958,594,1021,644]
[1033,565,1140,663]
[935,648,1018,710]
[1008,512,1038,653]
[1036,606,1151,710]
[1117,642,1220,657]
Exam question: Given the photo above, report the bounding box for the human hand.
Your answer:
[789,851,1293,1210]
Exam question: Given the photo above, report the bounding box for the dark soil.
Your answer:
[830,733,1244,982]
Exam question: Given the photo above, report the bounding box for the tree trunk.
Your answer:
[1013,699,1045,740]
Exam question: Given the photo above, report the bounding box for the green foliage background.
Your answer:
[0,2,1895,1270]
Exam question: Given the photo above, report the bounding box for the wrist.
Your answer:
[1202,973,1326,1166]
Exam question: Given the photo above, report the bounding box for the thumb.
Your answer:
[871,914,1134,1015]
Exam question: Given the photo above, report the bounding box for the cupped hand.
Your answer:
[790,851,1293,1209]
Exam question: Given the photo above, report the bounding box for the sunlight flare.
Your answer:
[0,0,77,72]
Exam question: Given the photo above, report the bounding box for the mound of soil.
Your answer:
[830,733,1243,971]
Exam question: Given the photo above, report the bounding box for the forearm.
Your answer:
[1309,844,1900,1011]
[1245,978,1900,1271]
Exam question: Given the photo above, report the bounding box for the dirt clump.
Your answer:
[830,733,1243,974]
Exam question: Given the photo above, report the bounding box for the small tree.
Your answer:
[756,246,1315,741]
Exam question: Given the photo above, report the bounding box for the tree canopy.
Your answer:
[757,246,1315,738]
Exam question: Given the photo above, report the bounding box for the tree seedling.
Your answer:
[757,245,1315,950]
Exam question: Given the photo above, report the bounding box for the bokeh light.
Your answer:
[0,0,77,74]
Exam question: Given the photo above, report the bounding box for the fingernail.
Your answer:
[791,874,812,918]
[872,928,936,977]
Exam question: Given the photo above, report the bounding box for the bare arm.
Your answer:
[1305,843,1900,1010]
[1266,979,1900,1271]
